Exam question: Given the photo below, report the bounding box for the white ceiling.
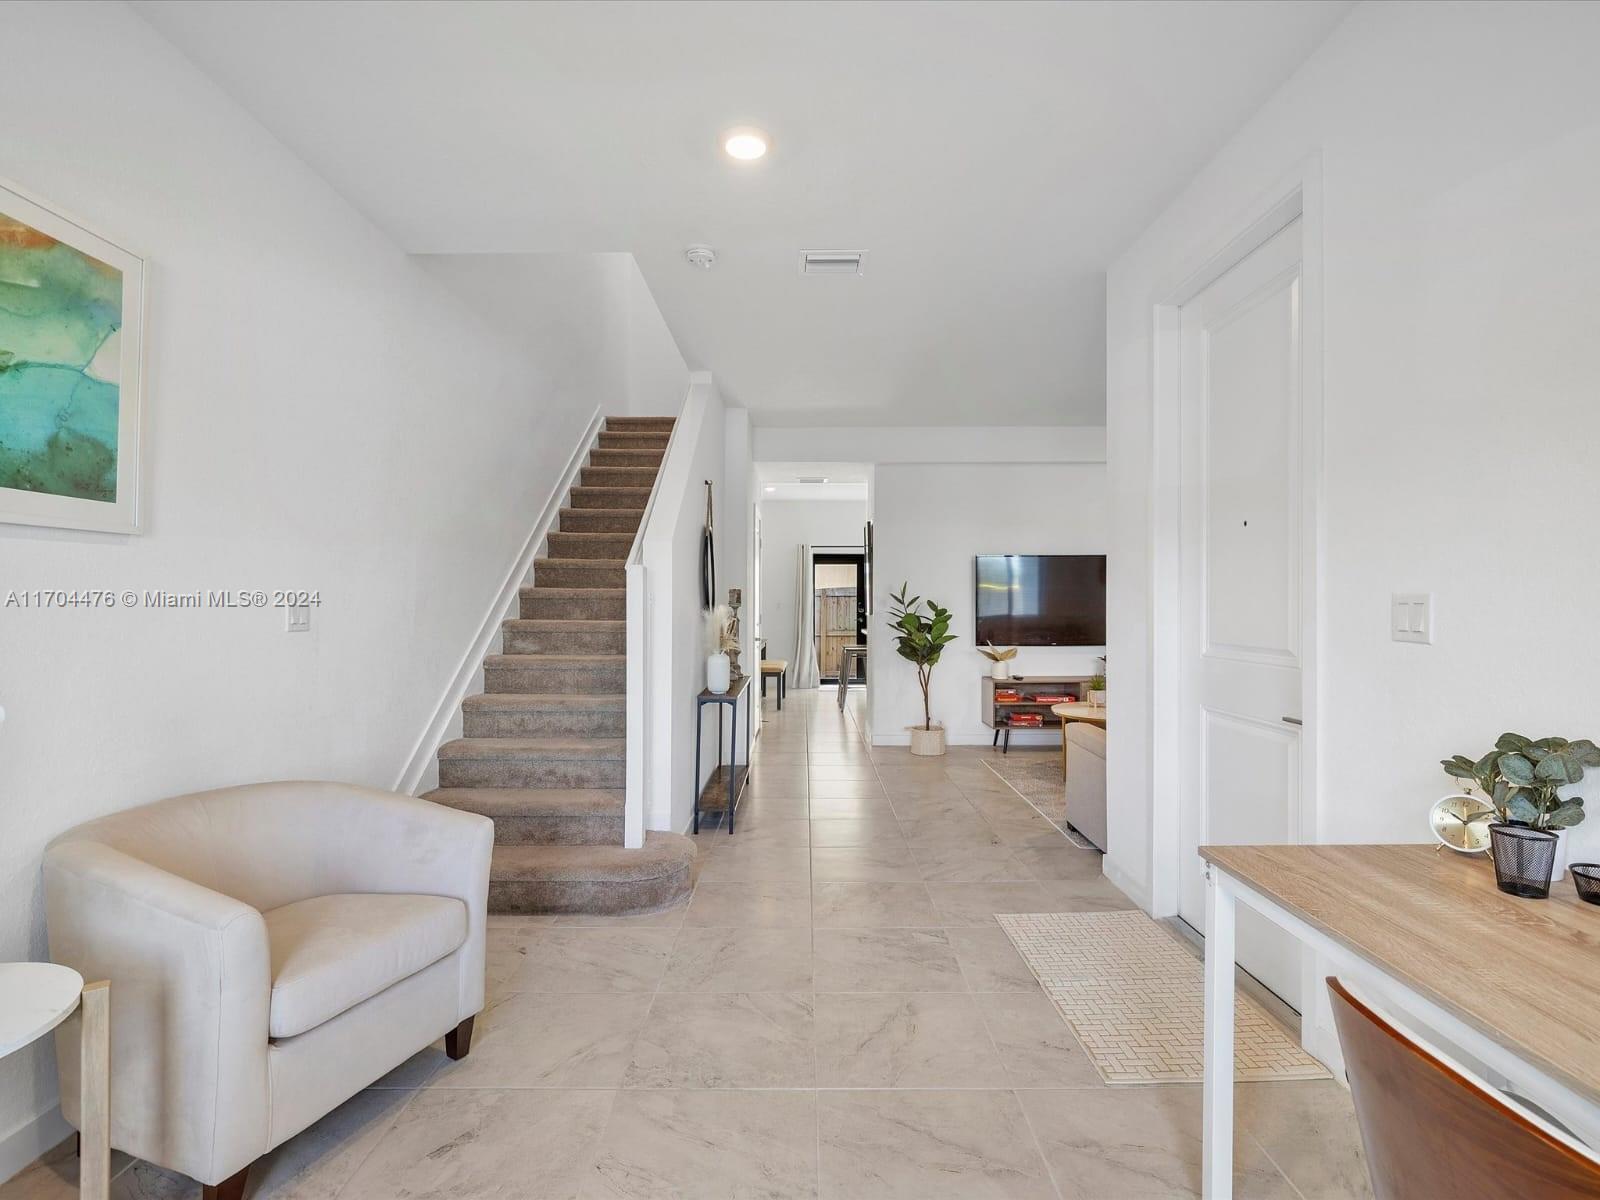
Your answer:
[756,462,870,503]
[137,0,1350,427]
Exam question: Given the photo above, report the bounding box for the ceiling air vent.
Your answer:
[800,249,866,277]
[797,476,830,484]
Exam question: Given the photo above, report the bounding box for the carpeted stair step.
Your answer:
[437,736,625,789]
[423,787,624,845]
[597,431,670,450]
[546,531,635,560]
[463,691,625,738]
[569,485,653,510]
[559,506,644,534]
[502,618,626,655]
[589,448,665,468]
[519,586,625,620]
[485,653,625,695]
[533,558,625,588]
[605,416,676,431]
[579,465,659,489]
[488,833,695,914]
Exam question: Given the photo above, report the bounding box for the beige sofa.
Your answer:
[43,782,493,1200]
[1065,723,1108,850]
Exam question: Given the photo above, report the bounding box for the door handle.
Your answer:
[1281,716,1303,727]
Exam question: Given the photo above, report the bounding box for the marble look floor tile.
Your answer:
[1035,876,1139,912]
[805,765,882,781]
[736,794,812,819]
[975,991,1102,1088]
[1236,1081,1373,1199]
[946,926,1041,992]
[504,928,676,992]
[812,882,941,928]
[685,881,814,926]
[806,793,895,817]
[1,1151,136,1200]
[624,993,816,1088]
[814,993,1008,1087]
[1019,1087,1299,1199]
[552,897,690,927]
[711,817,812,847]
[582,1089,818,1199]
[339,1088,614,1200]
[809,817,908,847]
[1009,845,1106,880]
[926,882,1056,926]
[818,1089,1055,1200]
[912,844,1033,882]
[695,843,813,882]
[239,1085,417,1199]
[431,991,650,1087]
[812,928,966,992]
[660,926,814,992]
[900,817,1004,850]
[810,844,924,882]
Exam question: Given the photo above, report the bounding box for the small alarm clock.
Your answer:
[1429,792,1495,853]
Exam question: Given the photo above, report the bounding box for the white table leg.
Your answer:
[78,981,109,1200]
[1203,868,1235,1199]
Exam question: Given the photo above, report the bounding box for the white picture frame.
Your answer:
[0,178,146,534]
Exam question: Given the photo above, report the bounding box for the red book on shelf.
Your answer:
[994,690,1021,703]
[1032,694,1069,704]
[1008,712,1044,727]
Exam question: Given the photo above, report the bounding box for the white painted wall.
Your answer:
[0,1,675,1177]
[871,463,1108,746]
[641,375,730,834]
[754,425,1105,466]
[417,253,686,418]
[722,409,759,744]
[755,498,869,685]
[1105,1,1600,916]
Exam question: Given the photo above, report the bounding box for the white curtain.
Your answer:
[792,543,821,689]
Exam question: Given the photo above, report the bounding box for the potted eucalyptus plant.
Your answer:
[888,583,956,756]
[1441,732,1598,887]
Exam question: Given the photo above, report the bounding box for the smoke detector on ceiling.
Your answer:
[685,244,717,270]
[800,249,866,276]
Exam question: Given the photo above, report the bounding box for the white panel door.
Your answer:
[1178,218,1305,1008]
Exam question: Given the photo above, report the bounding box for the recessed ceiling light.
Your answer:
[763,485,776,493]
[722,126,769,161]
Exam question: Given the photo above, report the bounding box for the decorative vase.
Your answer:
[991,661,1011,681]
[1553,828,1571,882]
[908,723,947,757]
[1488,823,1558,899]
[1088,689,1107,707]
[706,652,731,694]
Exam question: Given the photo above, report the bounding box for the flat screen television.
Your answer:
[974,555,1106,647]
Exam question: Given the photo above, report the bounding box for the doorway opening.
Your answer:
[813,551,866,686]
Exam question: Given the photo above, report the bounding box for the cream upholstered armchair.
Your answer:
[43,782,493,1200]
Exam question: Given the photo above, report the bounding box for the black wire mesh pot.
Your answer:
[1489,824,1558,899]
[1571,863,1600,906]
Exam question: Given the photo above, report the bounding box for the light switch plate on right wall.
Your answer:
[1391,593,1432,644]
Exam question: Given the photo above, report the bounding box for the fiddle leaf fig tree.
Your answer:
[1440,733,1600,830]
[887,583,956,731]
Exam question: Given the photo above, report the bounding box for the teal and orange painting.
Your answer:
[0,211,122,503]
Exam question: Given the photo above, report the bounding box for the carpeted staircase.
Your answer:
[425,416,696,914]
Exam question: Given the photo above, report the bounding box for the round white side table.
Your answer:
[0,964,109,1199]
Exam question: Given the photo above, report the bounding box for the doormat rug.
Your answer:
[997,909,1328,1085]
[981,753,1097,849]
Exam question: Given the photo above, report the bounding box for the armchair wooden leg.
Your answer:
[445,1015,476,1061]
[202,1163,250,1200]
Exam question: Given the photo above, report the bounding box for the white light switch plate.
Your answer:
[286,605,311,633]
[1391,593,1432,644]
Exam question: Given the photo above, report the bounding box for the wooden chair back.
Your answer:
[1328,976,1600,1199]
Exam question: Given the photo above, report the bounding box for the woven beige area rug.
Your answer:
[997,910,1328,1085]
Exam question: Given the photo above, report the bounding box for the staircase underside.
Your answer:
[425,415,694,915]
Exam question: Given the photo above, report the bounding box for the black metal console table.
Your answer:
[694,674,752,834]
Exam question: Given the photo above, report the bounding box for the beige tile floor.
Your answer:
[3,690,1371,1200]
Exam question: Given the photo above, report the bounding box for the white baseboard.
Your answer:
[393,408,604,796]
[0,1105,71,1187]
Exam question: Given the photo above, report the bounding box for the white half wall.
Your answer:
[756,497,869,686]
[642,374,730,834]
[0,1,673,1177]
[1105,0,1600,916]
[870,462,1108,746]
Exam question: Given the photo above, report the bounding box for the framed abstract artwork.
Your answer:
[0,180,145,533]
